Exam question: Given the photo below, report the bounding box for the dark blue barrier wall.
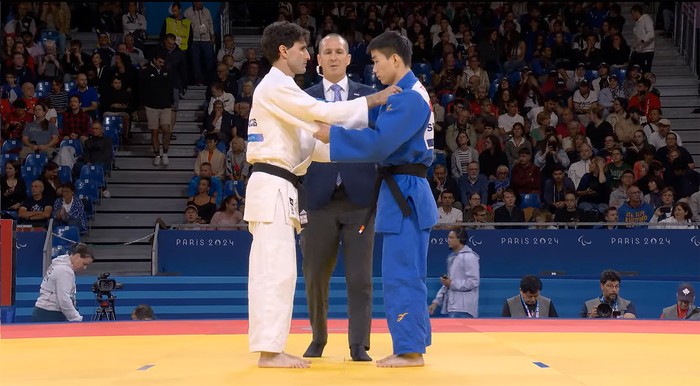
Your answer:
[157,229,700,280]
[15,231,45,277]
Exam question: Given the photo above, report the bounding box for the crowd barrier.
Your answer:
[156,228,700,280]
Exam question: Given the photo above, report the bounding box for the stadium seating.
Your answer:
[57,165,72,184]
[1,139,21,154]
[52,225,80,247]
[79,164,106,188]
[24,153,49,170]
[60,139,83,157]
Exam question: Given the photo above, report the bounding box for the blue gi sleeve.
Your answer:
[330,91,429,163]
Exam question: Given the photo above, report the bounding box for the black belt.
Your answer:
[250,163,300,188]
[360,163,428,233]
[250,163,308,227]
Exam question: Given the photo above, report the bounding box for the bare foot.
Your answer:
[376,353,424,368]
[258,352,311,368]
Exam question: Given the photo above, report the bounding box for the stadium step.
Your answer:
[105,184,188,198]
[96,198,186,213]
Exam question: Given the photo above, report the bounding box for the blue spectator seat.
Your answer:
[51,244,70,259]
[585,70,599,81]
[60,139,83,157]
[63,81,76,93]
[80,196,95,220]
[53,225,80,247]
[103,124,120,151]
[24,153,49,170]
[441,93,456,108]
[35,81,51,98]
[21,166,39,195]
[79,164,105,188]
[216,140,227,153]
[412,63,432,84]
[103,115,124,134]
[1,139,21,154]
[363,64,374,84]
[1,153,18,170]
[57,165,72,184]
[508,71,521,85]
[520,193,542,209]
[223,180,246,198]
[20,165,40,180]
[40,30,59,44]
[347,72,362,83]
[489,77,501,99]
[434,153,447,166]
[75,179,99,204]
[614,68,627,82]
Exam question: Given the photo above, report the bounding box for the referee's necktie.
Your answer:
[330,83,343,186]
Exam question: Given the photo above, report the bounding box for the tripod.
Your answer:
[92,293,117,321]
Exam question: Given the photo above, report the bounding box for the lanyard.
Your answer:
[520,295,539,318]
[599,295,618,311]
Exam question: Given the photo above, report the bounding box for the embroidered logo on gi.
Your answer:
[289,198,296,216]
[248,118,257,127]
[396,313,408,322]
[299,210,308,225]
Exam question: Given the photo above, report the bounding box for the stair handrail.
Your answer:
[219,2,230,50]
[42,218,54,273]
[151,222,160,275]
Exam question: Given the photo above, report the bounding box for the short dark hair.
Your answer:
[132,304,154,320]
[600,270,621,284]
[520,275,543,293]
[367,31,412,67]
[71,243,95,260]
[261,21,307,64]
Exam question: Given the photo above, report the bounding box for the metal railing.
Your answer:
[150,222,160,276]
[41,219,54,273]
[672,2,699,78]
[163,221,699,230]
[219,2,230,48]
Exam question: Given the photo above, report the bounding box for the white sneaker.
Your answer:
[153,156,161,166]
[102,189,111,198]
[161,154,169,165]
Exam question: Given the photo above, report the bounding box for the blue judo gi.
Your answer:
[329,71,439,355]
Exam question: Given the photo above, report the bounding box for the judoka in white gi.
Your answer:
[244,21,398,368]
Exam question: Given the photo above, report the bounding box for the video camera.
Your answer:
[596,303,622,318]
[92,273,123,294]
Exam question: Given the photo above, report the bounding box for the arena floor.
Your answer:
[1,318,698,386]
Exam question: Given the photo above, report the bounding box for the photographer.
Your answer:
[428,229,480,318]
[580,270,637,319]
[32,244,95,322]
[502,275,559,318]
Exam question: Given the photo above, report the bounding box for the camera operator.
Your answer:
[32,244,95,322]
[428,229,480,318]
[580,270,637,319]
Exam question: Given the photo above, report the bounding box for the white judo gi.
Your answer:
[245,67,369,353]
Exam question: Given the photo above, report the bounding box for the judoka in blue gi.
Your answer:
[314,31,438,368]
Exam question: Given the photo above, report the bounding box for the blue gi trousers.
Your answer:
[381,200,432,355]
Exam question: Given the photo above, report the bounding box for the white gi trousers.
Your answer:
[248,191,298,353]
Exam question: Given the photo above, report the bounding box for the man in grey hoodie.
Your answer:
[428,229,480,318]
[32,244,95,322]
